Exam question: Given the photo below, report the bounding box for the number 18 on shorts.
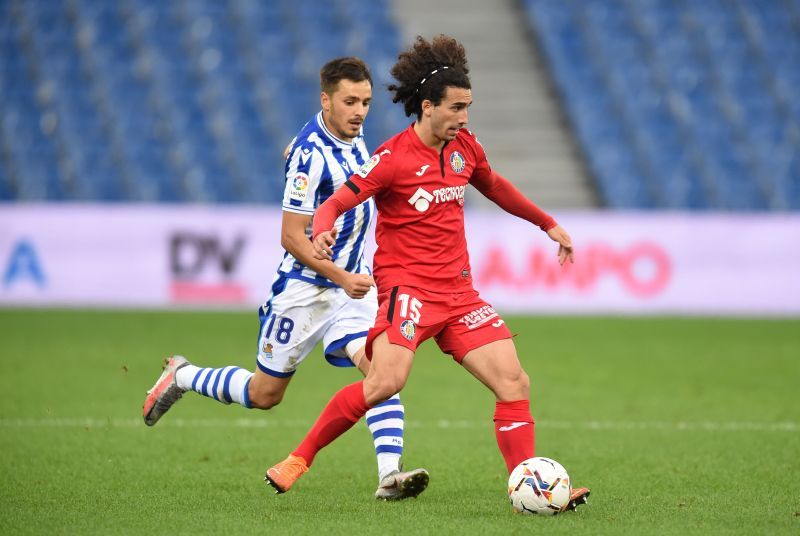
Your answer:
[256,278,378,377]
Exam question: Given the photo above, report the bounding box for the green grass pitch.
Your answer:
[1,310,798,534]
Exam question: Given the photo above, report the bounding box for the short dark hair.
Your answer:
[388,35,471,118]
[320,57,373,95]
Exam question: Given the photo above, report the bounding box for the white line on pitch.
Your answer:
[0,417,797,432]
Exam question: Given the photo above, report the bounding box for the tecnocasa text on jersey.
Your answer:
[432,185,466,203]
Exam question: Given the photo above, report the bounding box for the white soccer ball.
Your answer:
[507,457,571,515]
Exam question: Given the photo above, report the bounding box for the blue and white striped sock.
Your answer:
[365,394,404,480]
[175,365,254,408]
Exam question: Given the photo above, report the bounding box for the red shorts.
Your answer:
[365,286,512,363]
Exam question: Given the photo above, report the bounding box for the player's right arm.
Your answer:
[311,150,393,260]
[280,212,374,299]
[283,142,374,298]
[466,133,574,265]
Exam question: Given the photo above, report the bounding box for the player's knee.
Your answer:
[365,375,406,405]
[389,371,410,397]
[497,368,530,400]
[516,369,530,394]
[509,369,530,400]
[377,380,403,402]
[248,385,285,410]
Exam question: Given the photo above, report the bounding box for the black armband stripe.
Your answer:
[344,180,361,194]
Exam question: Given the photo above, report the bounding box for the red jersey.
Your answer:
[313,124,557,294]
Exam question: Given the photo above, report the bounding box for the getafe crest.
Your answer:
[449,151,465,173]
[400,319,416,341]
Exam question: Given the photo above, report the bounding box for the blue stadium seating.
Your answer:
[8,0,796,210]
[0,0,404,203]
[524,0,800,210]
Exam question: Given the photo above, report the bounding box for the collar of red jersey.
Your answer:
[407,122,452,156]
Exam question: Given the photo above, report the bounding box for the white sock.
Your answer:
[176,365,254,408]
[365,394,404,481]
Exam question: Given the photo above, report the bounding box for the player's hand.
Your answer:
[340,273,375,299]
[546,224,574,266]
[312,228,339,260]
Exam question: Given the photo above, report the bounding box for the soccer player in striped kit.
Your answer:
[265,36,589,512]
[143,57,428,501]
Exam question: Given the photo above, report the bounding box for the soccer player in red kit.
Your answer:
[265,35,590,511]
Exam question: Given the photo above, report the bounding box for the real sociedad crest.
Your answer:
[450,151,465,173]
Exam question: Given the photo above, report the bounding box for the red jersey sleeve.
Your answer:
[465,130,493,183]
[311,149,394,239]
[465,133,556,231]
[471,170,557,231]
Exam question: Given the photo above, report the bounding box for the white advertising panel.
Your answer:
[1,204,798,315]
[0,205,284,309]
[464,211,800,315]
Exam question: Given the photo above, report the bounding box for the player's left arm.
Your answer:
[312,150,393,260]
[470,168,574,265]
[281,211,374,299]
[310,184,363,260]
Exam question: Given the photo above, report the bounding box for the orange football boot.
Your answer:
[561,487,591,512]
[265,455,309,493]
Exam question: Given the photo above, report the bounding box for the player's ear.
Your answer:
[321,91,330,112]
[420,99,433,117]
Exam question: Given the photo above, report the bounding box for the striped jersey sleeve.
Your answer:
[272,112,375,287]
[283,142,323,215]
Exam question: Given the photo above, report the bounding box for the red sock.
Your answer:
[494,399,535,474]
[292,381,370,466]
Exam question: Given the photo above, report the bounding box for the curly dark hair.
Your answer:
[388,35,471,118]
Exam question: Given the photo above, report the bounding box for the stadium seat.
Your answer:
[524,0,800,211]
[0,0,404,203]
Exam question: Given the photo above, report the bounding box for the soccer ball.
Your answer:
[507,457,571,515]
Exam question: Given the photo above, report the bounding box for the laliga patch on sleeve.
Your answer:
[355,154,380,178]
[288,172,309,201]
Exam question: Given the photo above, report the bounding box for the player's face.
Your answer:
[321,79,372,142]
[428,87,472,142]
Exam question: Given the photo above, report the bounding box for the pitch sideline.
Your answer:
[0,417,797,432]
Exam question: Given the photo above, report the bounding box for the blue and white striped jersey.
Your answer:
[279,111,375,287]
